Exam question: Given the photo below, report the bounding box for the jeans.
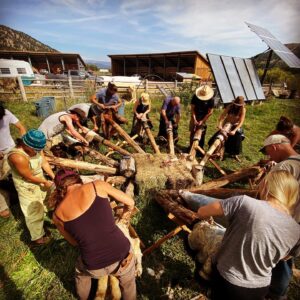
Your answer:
[267,259,293,300]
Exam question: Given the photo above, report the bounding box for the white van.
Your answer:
[0,59,35,85]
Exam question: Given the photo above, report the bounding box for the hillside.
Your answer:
[0,24,58,52]
[253,43,300,70]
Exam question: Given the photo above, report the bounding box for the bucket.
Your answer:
[34,97,55,118]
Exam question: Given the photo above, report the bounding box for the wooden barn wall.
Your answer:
[194,56,211,80]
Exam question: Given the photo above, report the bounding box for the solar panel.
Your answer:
[207,54,265,103]
[246,22,300,69]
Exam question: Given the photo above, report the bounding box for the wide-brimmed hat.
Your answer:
[195,85,214,101]
[233,96,245,106]
[259,134,290,153]
[22,129,46,151]
[140,93,150,105]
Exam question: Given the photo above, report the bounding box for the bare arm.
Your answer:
[231,107,246,134]
[53,214,78,246]
[8,154,49,185]
[175,112,180,125]
[197,200,224,219]
[60,115,88,145]
[218,108,228,129]
[96,180,135,208]
[91,94,105,109]
[191,104,197,123]
[202,108,214,124]
[41,151,55,179]
[14,121,26,136]
[142,102,151,117]
[291,126,300,148]
[161,109,168,124]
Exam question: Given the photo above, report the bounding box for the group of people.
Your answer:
[1,81,300,300]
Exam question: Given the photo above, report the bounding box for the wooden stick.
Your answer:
[93,134,131,156]
[143,226,183,255]
[188,165,263,192]
[105,135,138,157]
[142,120,161,154]
[82,146,119,168]
[195,146,226,175]
[104,115,145,154]
[45,155,117,175]
[168,213,191,233]
[129,225,145,249]
[167,124,175,156]
[188,127,203,160]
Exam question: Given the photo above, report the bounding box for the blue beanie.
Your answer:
[22,129,46,151]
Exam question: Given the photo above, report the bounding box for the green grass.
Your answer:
[1,97,300,299]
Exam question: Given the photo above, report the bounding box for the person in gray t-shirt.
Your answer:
[196,170,300,300]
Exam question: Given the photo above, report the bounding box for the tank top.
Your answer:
[63,182,130,270]
[38,112,68,139]
[136,100,149,114]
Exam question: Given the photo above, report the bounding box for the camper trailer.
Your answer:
[0,59,35,86]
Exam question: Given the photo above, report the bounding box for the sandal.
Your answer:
[32,235,52,246]
[0,209,10,219]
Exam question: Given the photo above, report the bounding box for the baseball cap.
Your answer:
[260,134,290,153]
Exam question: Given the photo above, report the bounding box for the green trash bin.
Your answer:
[42,96,55,112]
[34,98,52,118]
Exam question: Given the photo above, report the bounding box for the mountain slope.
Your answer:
[0,24,58,52]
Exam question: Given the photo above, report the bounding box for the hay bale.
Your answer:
[134,153,195,196]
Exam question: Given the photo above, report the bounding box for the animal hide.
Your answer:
[188,220,225,280]
[95,222,142,300]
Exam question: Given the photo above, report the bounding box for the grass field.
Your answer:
[0,96,300,299]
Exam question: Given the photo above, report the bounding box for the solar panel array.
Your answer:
[207,54,265,104]
[246,22,300,69]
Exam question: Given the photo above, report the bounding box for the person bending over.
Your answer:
[195,170,300,300]
[52,169,136,300]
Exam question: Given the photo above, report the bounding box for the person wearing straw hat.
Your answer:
[8,129,55,245]
[130,92,152,137]
[209,96,246,161]
[189,85,214,149]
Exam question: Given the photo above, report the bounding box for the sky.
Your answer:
[1,0,300,62]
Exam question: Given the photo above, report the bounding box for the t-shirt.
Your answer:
[0,109,19,153]
[38,112,68,139]
[68,103,91,118]
[272,155,300,223]
[191,95,214,120]
[217,195,300,288]
[162,97,181,119]
[96,88,119,106]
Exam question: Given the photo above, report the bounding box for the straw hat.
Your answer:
[195,85,214,101]
[140,93,150,105]
[233,96,245,106]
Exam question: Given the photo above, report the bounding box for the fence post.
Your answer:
[175,80,178,89]
[69,76,74,98]
[17,76,28,102]
[145,79,148,92]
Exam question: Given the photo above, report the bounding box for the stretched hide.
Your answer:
[188,221,225,280]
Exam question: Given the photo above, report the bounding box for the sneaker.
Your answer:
[0,209,10,218]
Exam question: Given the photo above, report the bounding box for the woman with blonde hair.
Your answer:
[130,92,152,137]
[193,170,300,300]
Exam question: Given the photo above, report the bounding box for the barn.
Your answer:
[108,50,211,81]
[0,50,86,74]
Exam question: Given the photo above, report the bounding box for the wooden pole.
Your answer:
[46,156,117,175]
[104,115,146,154]
[17,76,28,102]
[167,123,175,156]
[106,135,138,157]
[92,134,131,156]
[82,146,119,168]
[195,146,226,176]
[68,76,74,98]
[189,127,203,160]
[142,119,161,154]
[143,226,183,255]
[188,165,263,192]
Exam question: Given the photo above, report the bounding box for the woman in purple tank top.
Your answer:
[52,169,136,300]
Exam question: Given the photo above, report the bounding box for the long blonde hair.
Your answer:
[258,170,299,213]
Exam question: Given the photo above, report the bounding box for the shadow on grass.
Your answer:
[8,194,78,298]
[134,197,203,299]
[0,264,24,299]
